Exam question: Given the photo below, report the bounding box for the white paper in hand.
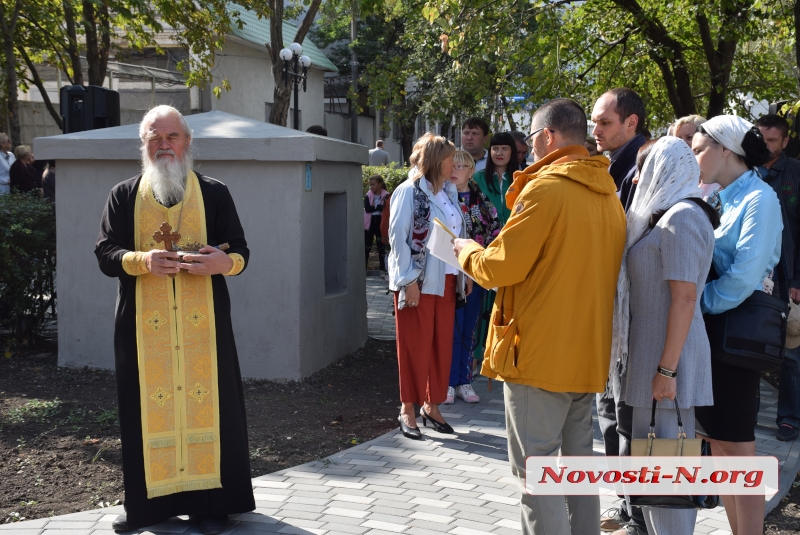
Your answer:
[426,218,463,273]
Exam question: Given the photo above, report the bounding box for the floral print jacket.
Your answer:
[457,180,502,247]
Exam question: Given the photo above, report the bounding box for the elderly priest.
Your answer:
[94,105,255,534]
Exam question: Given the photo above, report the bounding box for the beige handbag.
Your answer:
[629,398,718,509]
[631,398,703,456]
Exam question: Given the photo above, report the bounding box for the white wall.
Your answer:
[208,40,325,130]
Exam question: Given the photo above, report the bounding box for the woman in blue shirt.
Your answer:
[692,116,779,535]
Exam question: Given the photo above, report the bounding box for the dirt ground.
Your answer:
[0,337,400,524]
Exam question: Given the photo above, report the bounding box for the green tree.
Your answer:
[5,0,261,142]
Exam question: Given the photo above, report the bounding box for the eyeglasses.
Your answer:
[524,127,553,148]
[453,164,472,171]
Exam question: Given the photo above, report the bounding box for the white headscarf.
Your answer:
[700,115,754,158]
[609,137,704,389]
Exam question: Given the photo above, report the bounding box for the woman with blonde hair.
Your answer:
[444,150,501,405]
[672,115,706,146]
[388,133,467,439]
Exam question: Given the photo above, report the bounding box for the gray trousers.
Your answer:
[631,406,698,535]
[505,382,600,535]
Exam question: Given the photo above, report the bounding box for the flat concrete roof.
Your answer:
[34,110,369,163]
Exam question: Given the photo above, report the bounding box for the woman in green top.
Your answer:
[472,132,520,225]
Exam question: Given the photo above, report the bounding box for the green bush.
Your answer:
[362,163,410,194]
[0,192,56,342]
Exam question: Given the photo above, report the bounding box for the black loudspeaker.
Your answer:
[59,85,120,134]
[769,100,800,159]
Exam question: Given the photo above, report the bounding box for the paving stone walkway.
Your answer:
[4,278,798,535]
[367,275,394,341]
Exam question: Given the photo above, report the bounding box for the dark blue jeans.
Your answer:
[777,345,800,429]
[450,284,485,387]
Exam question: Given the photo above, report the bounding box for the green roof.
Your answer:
[227,4,339,73]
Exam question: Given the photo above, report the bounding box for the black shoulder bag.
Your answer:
[704,261,788,373]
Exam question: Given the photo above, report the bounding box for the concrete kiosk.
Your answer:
[34,111,369,380]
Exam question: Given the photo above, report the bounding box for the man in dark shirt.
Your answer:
[591,88,647,211]
[591,88,649,535]
[756,114,800,442]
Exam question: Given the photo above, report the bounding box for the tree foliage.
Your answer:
[315,0,799,146]
[2,0,264,143]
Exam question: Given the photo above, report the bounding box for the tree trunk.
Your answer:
[439,118,452,140]
[613,0,697,118]
[82,0,111,86]
[267,0,323,127]
[401,118,416,166]
[0,0,22,145]
[19,49,63,130]
[267,0,287,126]
[501,96,517,131]
[63,0,83,85]
[796,0,800,92]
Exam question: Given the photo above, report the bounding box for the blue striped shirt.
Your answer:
[701,170,783,315]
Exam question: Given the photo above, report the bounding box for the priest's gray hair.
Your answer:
[139,106,193,206]
[139,105,192,142]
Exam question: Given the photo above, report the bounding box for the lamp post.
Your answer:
[279,43,312,130]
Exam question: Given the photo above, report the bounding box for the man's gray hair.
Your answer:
[139,105,192,142]
[532,99,587,145]
[0,132,9,143]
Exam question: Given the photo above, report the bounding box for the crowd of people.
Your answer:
[0,133,56,202]
[365,88,800,535]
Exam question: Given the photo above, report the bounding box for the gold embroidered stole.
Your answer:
[134,171,222,499]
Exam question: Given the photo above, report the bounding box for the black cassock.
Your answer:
[95,173,255,529]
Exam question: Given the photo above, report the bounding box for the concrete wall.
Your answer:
[52,156,365,380]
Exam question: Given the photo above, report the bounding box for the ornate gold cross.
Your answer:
[152,222,181,252]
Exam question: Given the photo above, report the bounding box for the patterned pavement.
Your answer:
[4,278,799,535]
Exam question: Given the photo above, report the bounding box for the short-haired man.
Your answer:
[454,99,626,535]
[369,139,391,166]
[592,88,647,210]
[510,130,530,170]
[461,117,490,171]
[756,114,800,442]
[0,133,14,195]
[95,105,255,534]
[590,88,648,535]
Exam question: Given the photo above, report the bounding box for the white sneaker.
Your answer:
[443,386,455,405]
[456,384,480,403]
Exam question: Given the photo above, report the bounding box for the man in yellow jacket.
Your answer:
[454,98,626,535]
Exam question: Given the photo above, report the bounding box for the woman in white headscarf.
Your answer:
[692,116,780,535]
[611,136,719,535]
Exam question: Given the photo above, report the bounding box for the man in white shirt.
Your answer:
[368,140,391,166]
[461,118,489,171]
[0,133,15,195]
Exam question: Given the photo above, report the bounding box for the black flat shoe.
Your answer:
[420,407,454,434]
[398,415,422,439]
[199,515,229,535]
[112,515,128,532]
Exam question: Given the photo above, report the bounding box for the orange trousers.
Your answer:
[394,275,456,405]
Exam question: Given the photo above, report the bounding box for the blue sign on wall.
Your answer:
[305,163,312,191]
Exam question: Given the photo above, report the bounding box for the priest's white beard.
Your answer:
[142,147,193,206]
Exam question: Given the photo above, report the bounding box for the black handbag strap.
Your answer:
[649,397,686,439]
